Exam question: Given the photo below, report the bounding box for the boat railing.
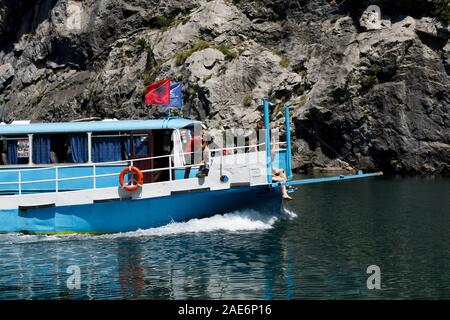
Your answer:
[0,141,289,195]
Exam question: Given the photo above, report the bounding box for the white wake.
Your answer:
[0,206,297,243]
[118,209,278,237]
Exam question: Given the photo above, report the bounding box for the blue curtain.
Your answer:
[92,137,122,163]
[70,134,88,163]
[33,135,51,164]
[124,137,132,159]
[124,136,148,159]
[7,140,17,165]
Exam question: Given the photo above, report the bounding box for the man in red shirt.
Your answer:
[183,127,205,179]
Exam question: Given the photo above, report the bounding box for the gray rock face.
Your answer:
[0,63,14,91]
[359,5,391,31]
[0,0,448,174]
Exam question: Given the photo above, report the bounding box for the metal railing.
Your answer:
[0,142,288,195]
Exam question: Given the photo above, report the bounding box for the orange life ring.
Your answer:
[119,166,144,191]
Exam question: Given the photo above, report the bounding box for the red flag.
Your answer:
[145,79,170,105]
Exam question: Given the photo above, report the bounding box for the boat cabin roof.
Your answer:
[0,118,201,136]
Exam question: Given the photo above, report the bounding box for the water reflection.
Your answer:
[118,240,145,299]
[0,175,449,299]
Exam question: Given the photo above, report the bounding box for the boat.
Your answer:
[0,99,382,234]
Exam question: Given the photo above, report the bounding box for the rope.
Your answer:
[295,121,357,171]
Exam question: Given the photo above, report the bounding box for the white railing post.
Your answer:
[169,155,172,181]
[55,166,59,193]
[18,171,22,195]
[93,164,96,189]
[220,148,224,176]
[87,132,92,164]
[28,134,33,166]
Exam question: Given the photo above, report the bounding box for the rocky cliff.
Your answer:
[0,0,449,174]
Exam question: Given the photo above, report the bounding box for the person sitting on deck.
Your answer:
[272,168,292,200]
[50,150,58,164]
[1,137,8,165]
[254,118,293,200]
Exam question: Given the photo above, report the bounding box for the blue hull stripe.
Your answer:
[0,185,281,234]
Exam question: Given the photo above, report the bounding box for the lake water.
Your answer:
[0,175,449,299]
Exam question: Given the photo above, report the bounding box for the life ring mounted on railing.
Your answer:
[119,166,144,192]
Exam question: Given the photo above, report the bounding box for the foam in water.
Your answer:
[281,206,298,219]
[0,207,298,244]
[120,209,278,237]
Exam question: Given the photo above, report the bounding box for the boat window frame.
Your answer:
[90,131,129,163]
[0,135,31,166]
[126,130,152,160]
[30,132,93,165]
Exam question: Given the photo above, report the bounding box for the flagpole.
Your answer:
[184,63,190,118]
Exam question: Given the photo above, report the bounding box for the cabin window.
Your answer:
[32,134,88,164]
[91,133,150,163]
[124,135,148,159]
[152,130,173,182]
[91,133,124,162]
[49,134,88,164]
[1,136,30,165]
[135,135,149,157]
[33,135,51,164]
[68,134,88,163]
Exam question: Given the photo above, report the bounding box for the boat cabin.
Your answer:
[0,116,292,195]
[0,118,203,194]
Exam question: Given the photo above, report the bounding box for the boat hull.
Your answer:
[0,185,281,234]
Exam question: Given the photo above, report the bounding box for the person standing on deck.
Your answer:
[196,129,211,178]
[183,124,207,179]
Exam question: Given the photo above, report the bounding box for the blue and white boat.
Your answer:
[0,99,381,234]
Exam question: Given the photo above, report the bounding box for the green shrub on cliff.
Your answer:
[149,16,176,30]
[279,57,289,68]
[433,0,450,23]
[136,38,148,49]
[360,64,380,90]
[215,44,238,61]
[175,41,210,65]
[243,93,253,107]
[175,41,237,65]
[203,74,213,82]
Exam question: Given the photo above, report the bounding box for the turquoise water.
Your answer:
[0,175,449,299]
